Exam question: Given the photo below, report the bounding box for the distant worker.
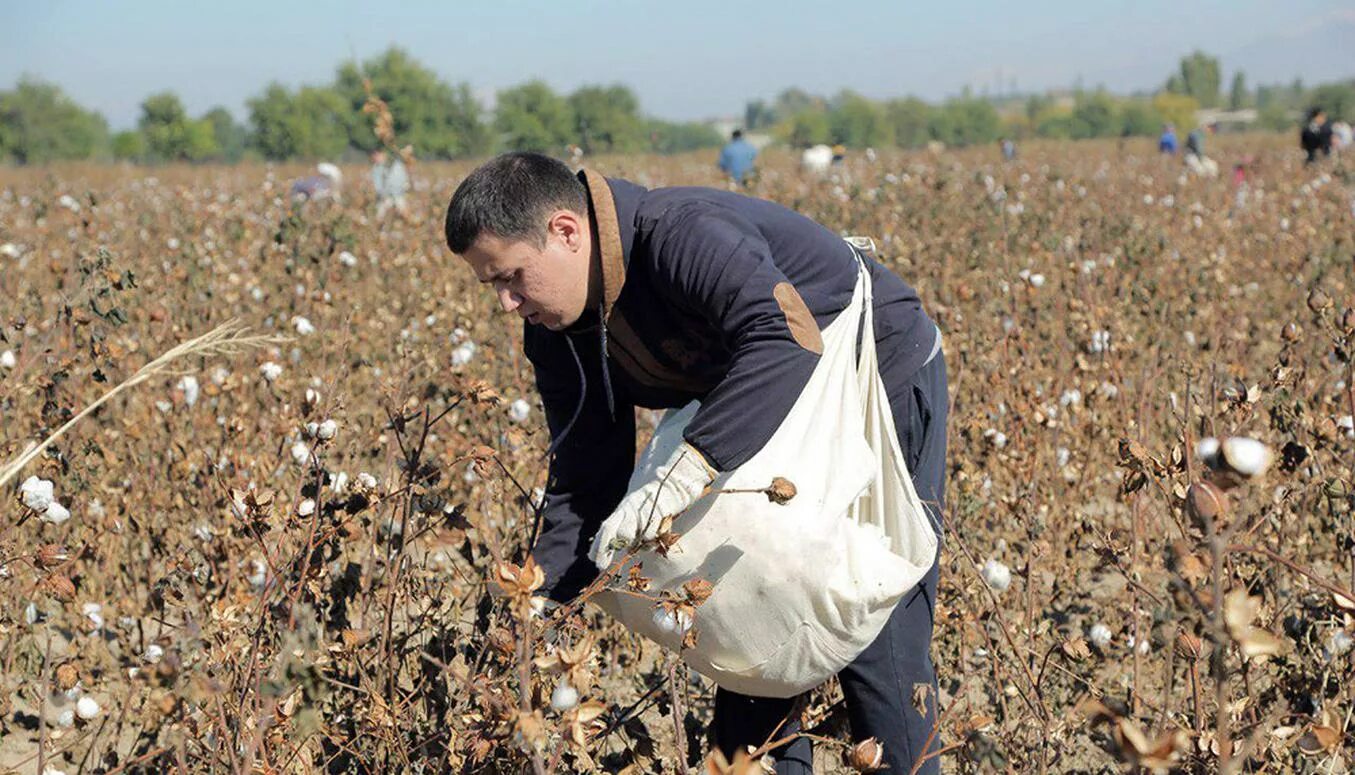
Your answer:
[999,137,1017,161]
[1184,123,1219,177]
[1301,107,1332,165]
[1158,124,1178,154]
[370,148,411,219]
[291,162,342,203]
[717,129,758,184]
[831,144,847,165]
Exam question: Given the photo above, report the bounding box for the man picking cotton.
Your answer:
[444,152,947,774]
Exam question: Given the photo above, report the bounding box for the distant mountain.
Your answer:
[1225,13,1355,86]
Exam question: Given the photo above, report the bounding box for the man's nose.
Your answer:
[497,286,521,312]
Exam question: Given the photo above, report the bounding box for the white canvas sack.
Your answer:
[594,248,940,697]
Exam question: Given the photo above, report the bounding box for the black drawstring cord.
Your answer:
[545,336,588,460]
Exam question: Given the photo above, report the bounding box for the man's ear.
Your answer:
[547,210,586,251]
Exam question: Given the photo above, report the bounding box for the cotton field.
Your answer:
[2,135,1355,773]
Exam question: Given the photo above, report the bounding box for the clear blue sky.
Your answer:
[2,0,1352,129]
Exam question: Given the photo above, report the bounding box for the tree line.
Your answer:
[2,48,1352,165]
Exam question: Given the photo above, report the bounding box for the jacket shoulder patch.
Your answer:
[772,282,823,354]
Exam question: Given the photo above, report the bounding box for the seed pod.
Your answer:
[846,738,885,772]
[55,663,79,691]
[1342,307,1355,335]
[1186,481,1229,528]
[766,477,797,505]
[1281,322,1301,342]
[1308,288,1332,313]
[41,573,76,602]
[35,544,70,569]
[1175,632,1203,660]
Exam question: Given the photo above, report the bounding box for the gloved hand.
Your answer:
[588,442,717,570]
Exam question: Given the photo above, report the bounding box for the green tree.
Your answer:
[1033,108,1074,139]
[203,106,249,162]
[786,109,831,147]
[494,80,574,153]
[1118,100,1162,137]
[0,78,108,164]
[1308,81,1355,122]
[884,98,932,148]
[827,91,893,148]
[1152,92,1199,134]
[1167,51,1222,108]
[110,130,146,161]
[568,84,644,154]
[773,88,821,121]
[335,47,490,158]
[1228,72,1249,110]
[744,99,776,130]
[246,82,350,160]
[1069,91,1118,139]
[930,97,1001,146]
[645,120,723,153]
[138,92,217,162]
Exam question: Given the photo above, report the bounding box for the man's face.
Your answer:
[460,211,593,331]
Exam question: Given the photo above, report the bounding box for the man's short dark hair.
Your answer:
[731,129,743,140]
[444,152,588,254]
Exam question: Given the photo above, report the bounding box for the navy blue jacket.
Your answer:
[527,170,935,601]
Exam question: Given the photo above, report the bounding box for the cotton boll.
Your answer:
[1029,273,1046,288]
[338,250,358,267]
[981,559,1011,592]
[550,679,579,712]
[82,602,104,630]
[652,607,693,636]
[331,471,349,494]
[291,442,311,466]
[297,498,316,516]
[260,362,283,381]
[42,501,71,525]
[1088,622,1112,648]
[76,695,100,719]
[143,644,164,663]
[177,375,200,407]
[1219,437,1273,478]
[0,350,15,369]
[451,341,477,367]
[316,419,337,440]
[56,708,75,727]
[247,559,268,588]
[43,764,68,775]
[1326,629,1355,659]
[356,472,377,490]
[508,399,531,423]
[20,476,55,511]
[293,316,315,335]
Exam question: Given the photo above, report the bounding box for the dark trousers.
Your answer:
[712,346,948,774]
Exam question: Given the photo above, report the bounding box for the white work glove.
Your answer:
[588,442,717,570]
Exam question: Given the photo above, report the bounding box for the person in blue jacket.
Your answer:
[717,129,758,184]
[1158,124,1178,154]
[444,152,948,774]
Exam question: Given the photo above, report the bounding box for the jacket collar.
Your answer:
[578,168,644,323]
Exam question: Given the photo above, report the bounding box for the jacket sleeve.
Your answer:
[524,325,636,602]
[649,206,824,472]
